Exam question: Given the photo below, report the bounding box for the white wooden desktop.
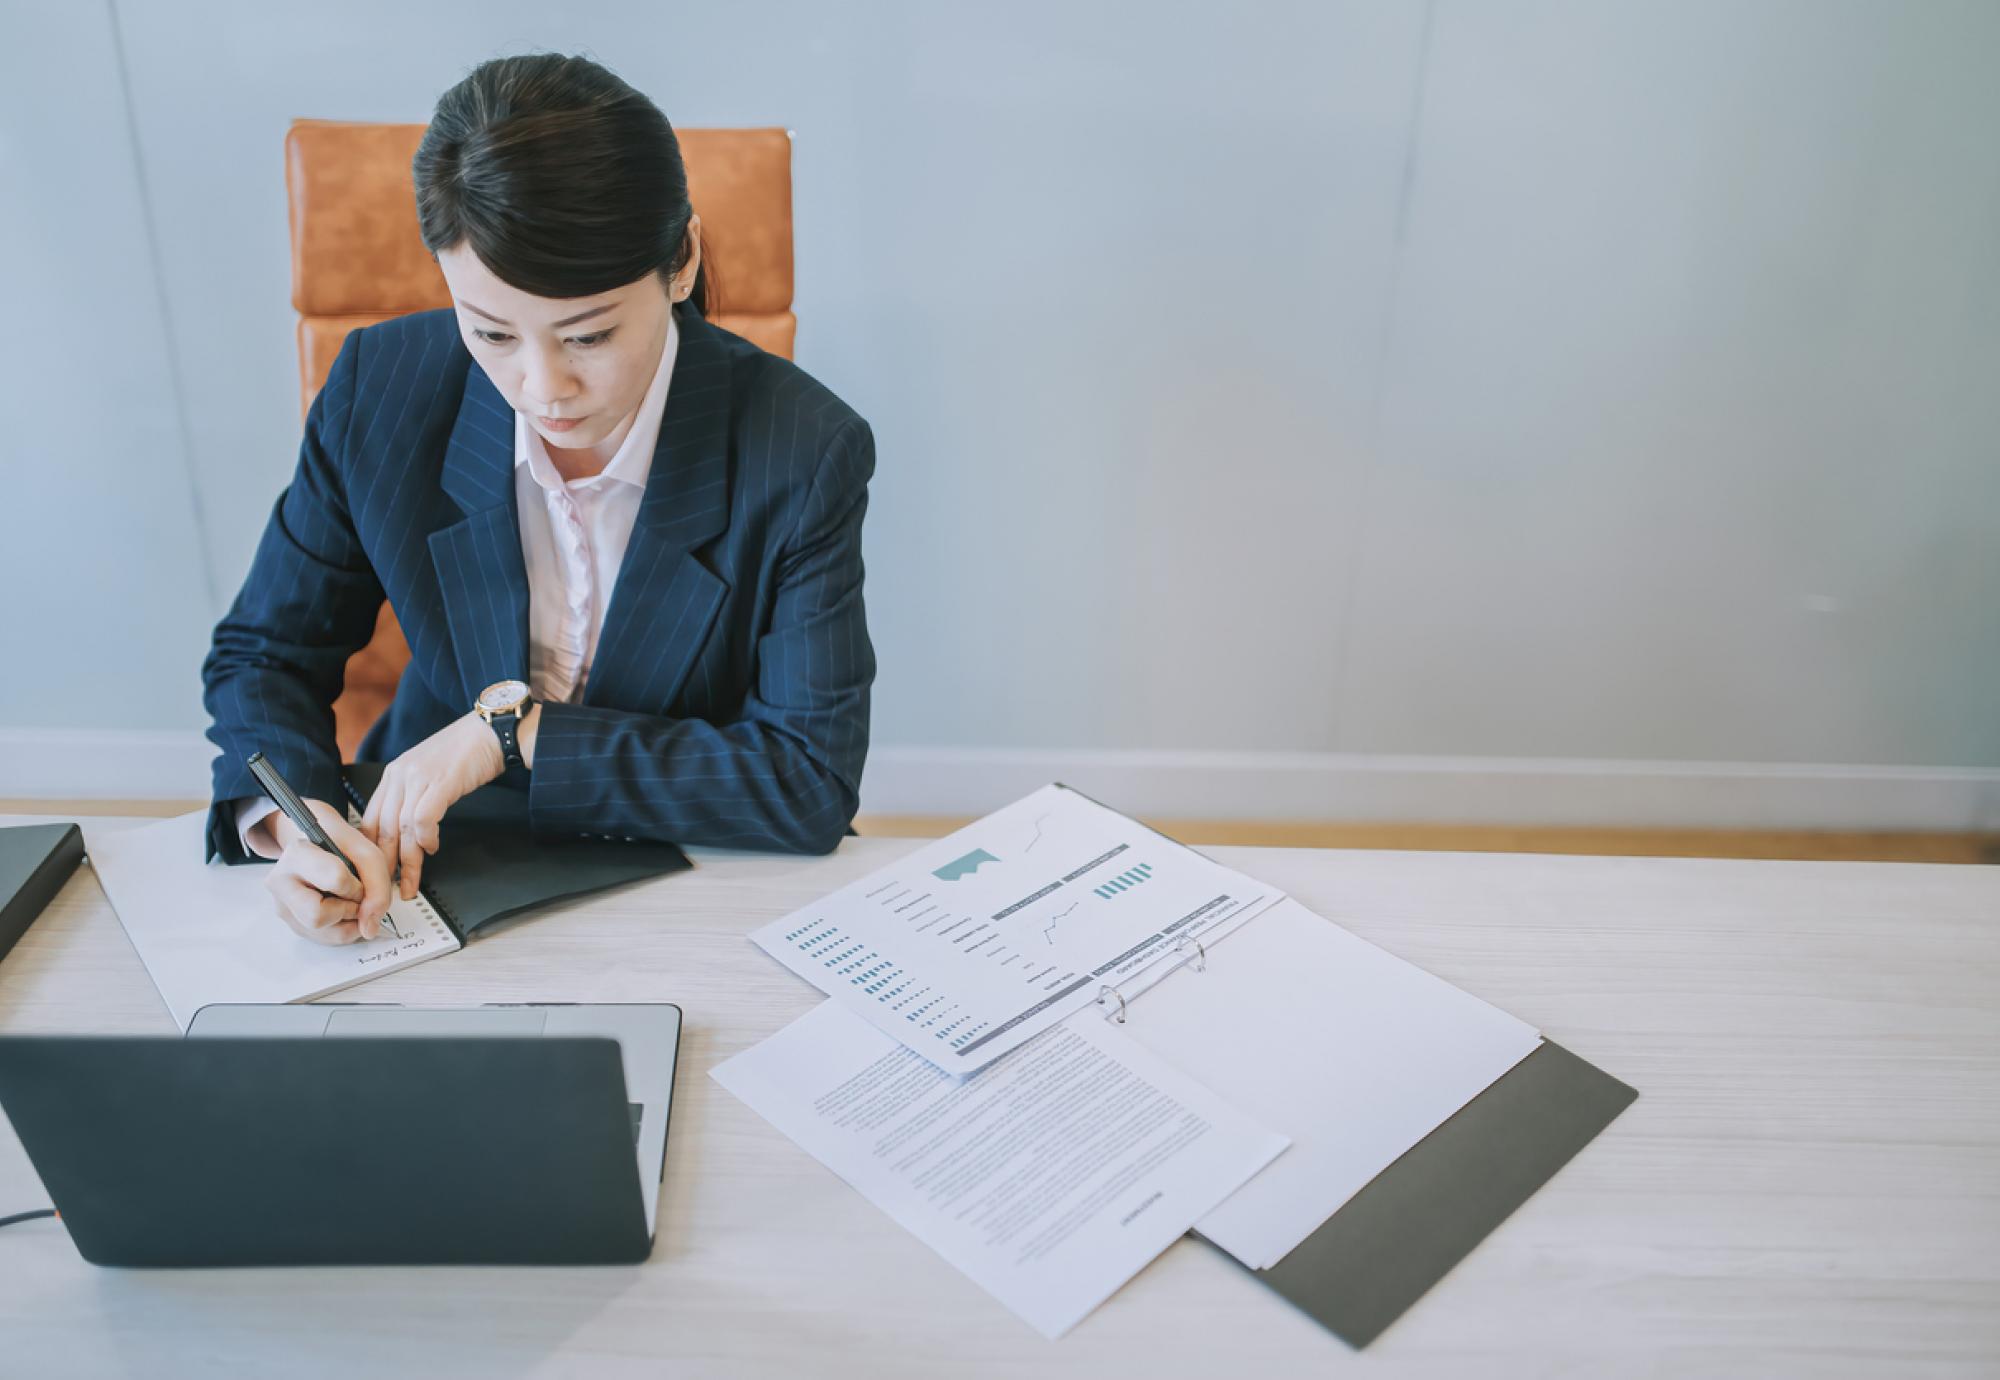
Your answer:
[1,814,1995,1379]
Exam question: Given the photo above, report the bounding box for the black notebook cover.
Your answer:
[1203,1039,1636,1348]
[341,764,691,939]
[0,823,85,963]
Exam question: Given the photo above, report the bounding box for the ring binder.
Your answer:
[1096,932,1209,1024]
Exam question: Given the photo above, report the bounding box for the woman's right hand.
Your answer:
[263,800,394,945]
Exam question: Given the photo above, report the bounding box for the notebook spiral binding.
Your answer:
[1095,931,1209,1024]
[337,777,465,944]
[402,887,457,944]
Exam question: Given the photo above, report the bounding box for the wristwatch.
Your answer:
[474,679,534,769]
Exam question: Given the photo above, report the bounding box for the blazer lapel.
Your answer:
[429,364,530,704]
[584,308,735,714]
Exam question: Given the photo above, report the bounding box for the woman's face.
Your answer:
[436,238,693,456]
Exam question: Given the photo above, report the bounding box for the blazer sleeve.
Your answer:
[527,418,877,855]
[200,333,384,863]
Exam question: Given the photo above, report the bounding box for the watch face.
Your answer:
[478,680,530,713]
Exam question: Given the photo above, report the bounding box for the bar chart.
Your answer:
[1093,861,1154,900]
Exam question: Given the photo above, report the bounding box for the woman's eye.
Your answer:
[473,329,514,346]
[567,330,614,349]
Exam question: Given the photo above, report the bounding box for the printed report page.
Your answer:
[712,1000,1288,1338]
[748,785,1280,1071]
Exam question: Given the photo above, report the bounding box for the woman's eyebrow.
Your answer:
[459,301,617,329]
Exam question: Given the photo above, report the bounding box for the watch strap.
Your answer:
[485,705,527,769]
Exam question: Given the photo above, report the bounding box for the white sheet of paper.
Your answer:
[86,812,459,1029]
[748,784,1281,1072]
[711,1000,1288,1338]
[1108,897,1543,1269]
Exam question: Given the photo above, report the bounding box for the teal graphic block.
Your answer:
[933,848,999,882]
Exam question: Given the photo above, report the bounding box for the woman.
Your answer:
[202,54,875,945]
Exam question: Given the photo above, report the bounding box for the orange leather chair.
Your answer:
[284,120,796,759]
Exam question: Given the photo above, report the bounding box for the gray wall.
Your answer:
[0,1,214,730]
[4,0,1998,805]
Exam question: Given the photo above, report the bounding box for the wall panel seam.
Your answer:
[1326,0,1438,750]
[106,0,218,611]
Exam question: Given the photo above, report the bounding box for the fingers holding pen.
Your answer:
[319,806,393,939]
[263,800,395,943]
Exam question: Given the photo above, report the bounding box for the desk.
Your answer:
[2,815,1996,1378]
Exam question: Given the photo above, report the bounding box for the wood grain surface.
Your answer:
[1,814,1995,1379]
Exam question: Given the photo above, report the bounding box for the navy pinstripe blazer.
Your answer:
[202,304,875,861]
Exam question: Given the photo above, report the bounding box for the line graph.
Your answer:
[1042,900,1078,945]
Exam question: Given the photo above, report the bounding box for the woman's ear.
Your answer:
[670,215,703,302]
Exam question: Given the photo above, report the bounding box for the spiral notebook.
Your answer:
[89,772,690,1029]
[338,763,692,942]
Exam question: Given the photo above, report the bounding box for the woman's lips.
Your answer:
[538,414,585,433]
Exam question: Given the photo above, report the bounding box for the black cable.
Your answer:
[0,1209,56,1228]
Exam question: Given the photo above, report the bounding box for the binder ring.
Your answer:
[1096,983,1127,1024]
[1177,933,1207,972]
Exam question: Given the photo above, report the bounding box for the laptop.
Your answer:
[0,1002,679,1266]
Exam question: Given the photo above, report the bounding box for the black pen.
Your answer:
[246,751,404,941]
[246,751,360,882]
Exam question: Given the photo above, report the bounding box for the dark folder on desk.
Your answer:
[340,763,692,938]
[1202,1040,1637,1349]
[0,823,85,963]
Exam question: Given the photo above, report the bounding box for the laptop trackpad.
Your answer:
[324,1009,549,1037]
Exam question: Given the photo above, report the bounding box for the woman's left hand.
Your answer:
[362,712,506,900]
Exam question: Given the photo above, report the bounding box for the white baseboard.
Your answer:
[0,729,217,800]
[5,729,1997,832]
[859,746,2000,833]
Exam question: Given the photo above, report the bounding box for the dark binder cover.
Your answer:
[0,823,85,963]
[340,764,692,940]
[1202,1039,1637,1348]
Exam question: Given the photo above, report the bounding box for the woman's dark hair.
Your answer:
[413,54,709,313]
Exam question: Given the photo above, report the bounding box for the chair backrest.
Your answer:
[286,119,796,417]
[284,120,796,758]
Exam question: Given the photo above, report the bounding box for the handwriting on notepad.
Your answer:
[356,937,434,966]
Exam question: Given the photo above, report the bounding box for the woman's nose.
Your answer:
[520,347,578,409]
